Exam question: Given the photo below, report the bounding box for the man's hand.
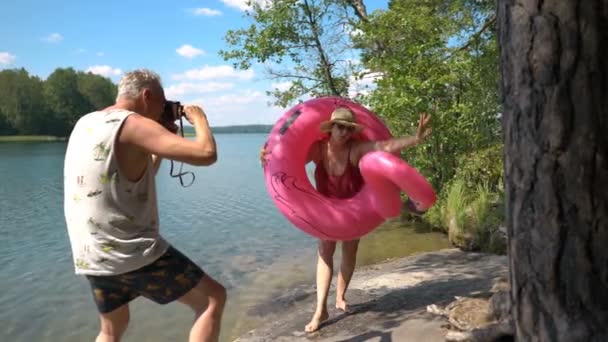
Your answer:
[183,105,208,125]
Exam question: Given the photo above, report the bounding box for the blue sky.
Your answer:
[0,0,387,126]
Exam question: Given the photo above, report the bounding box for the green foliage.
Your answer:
[220,0,359,107]
[453,143,504,193]
[0,107,13,134]
[425,171,505,254]
[0,68,47,134]
[0,68,117,137]
[77,72,117,109]
[44,68,95,136]
[444,179,468,241]
[424,139,505,254]
[356,0,501,192]
[467,184,506,254]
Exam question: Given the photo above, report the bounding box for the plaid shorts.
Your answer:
[86,246,205,313]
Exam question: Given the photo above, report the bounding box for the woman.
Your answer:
[260,106,431,332]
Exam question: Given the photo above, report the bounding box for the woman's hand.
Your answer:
[260,145,270,167]
[415,113,432,143]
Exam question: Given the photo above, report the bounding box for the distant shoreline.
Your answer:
[0,125,272,143]
[0,135,67,143]
[183,124,273,135]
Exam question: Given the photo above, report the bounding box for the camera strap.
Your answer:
[169,117,196,187]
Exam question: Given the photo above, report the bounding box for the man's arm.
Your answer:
[119,106,217,166]
[151,154,163,174]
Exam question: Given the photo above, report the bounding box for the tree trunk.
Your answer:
[302,0,341,96]
[498,1,608,341]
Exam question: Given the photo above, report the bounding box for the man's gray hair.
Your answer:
[116,69,162,101]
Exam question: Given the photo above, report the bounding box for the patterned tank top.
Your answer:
[63,109,168,276]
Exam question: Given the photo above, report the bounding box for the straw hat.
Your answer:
[319,107,364,133]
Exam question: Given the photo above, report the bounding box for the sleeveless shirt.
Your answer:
[63,109,168,276]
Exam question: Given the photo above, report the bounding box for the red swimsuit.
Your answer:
[314,142,364,199]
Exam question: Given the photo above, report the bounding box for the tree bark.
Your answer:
[498,1,608,341]
[346,0,369,22]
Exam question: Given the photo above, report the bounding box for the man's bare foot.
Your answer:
[336,299,351,313]
[305,310,329,333]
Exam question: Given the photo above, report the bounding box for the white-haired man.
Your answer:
[63,69,225,342]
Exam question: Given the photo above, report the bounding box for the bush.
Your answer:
[435,180,505,254]
[421,143,506,254]
[453,144,504,193]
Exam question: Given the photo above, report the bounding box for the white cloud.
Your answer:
[176,44,206,59]
[43,33,63,43]
[220,0,249,11]
[86,65,123,77]
[271,81,292,92]
[342,23,363,38]
[350,29,364,38]
[348,71,383,98]
[165,82,235,98]
[172,65,255,81]
[0,52,16,65]
[192,8,222,16]
[220,0,271,11]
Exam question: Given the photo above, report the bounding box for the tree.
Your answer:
[498,1,608,340]
[76,71,117,110]
[0,107,15,134]
[220,0,360,107]
[0,68,47,134]
[43,68,94,136]
[356,0,501,189]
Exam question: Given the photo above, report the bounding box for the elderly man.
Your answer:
[63,69,225,342]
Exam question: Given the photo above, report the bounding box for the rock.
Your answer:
[427,276,514,342]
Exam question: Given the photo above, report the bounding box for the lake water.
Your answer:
[0,134,449,341]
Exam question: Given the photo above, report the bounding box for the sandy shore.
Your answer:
[234,248,508,342]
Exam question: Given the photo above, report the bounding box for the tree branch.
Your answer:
[443,15,497,61]
[345,0,369,23]
[267,70,322,83]
[302,0,341,96]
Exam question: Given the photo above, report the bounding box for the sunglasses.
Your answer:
[333,123,355,132]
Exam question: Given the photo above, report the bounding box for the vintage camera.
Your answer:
[161,100,184,122]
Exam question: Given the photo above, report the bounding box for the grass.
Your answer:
[0,135,66,142]
[423,178,506,255]
[444,179,469,248]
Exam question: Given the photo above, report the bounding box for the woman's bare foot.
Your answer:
[336,299,350,313]
[305,310,329,333]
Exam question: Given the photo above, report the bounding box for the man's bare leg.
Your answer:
[178,275,227,342]
[96,304,130,342]
[305,240,336,333]
[336,239,359,312]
